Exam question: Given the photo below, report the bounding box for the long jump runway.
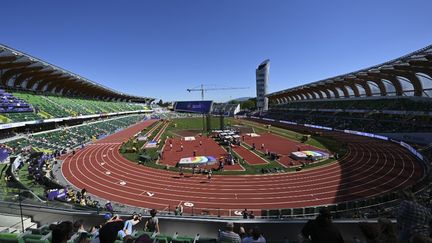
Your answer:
[62,119,423,216]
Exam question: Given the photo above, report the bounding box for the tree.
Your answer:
[241,99,255,110]
[157,99,163,106]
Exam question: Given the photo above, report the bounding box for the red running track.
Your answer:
[62,119,423,216]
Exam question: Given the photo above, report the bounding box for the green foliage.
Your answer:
[240,99,256,110]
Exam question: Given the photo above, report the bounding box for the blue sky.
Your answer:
[1,0,431,102]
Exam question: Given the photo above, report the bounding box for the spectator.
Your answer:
[135,234,152,243]
[81,188,87,197]
[376,218,398,243]
[122,235,134,243]
[239,225,246,239]
[70,219,87,242]
[99,214,124,243]
[144,209,160,233]
[249,211,255,219]
[218,222,241,243]
[242,226,266,243]
[410,234,432,243]
[358,222,380,243]
[118,214,142,239]
[397,189,432,243]
[74,232,91,243]
[301,208,344,243]
[105,201,113,212]
[50,221,74,243]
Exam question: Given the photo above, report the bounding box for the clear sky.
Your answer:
[1,0,431,102]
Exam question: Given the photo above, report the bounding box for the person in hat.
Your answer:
[218,222,241,243]
[104,213,113,221]
[301,208,344,243]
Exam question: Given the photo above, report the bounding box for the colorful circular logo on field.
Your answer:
[191,156,208,163]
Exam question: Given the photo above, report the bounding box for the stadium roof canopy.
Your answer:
[0,44,154,103]
[267,44,432,104]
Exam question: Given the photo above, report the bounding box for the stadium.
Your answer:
[0,42,430,242]
[0,3,432,243]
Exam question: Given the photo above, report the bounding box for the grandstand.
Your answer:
[0,44,154,208]
[266,45,432,140]
[0,90,151,123]
[211,103,240,116]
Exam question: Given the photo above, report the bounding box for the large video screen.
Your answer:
[174,101,213,114]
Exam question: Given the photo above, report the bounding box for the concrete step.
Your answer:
[0,213,38,233]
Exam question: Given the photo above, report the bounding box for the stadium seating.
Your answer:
[5,115,146,156]
[267,97,432,132]
[211,103,240,116]
[0,90,33,113]
[0,91,150,123]
[272,97,432,111]
[0,225,213,243]
[0,90,39,123]
[0,115,147,205]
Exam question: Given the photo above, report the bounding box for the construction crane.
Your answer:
[186,84,249,132]
[187,84,249,100]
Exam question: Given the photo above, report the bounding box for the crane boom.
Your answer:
[186,84,249,100]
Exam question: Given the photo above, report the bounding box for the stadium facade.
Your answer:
[267,45,432,103]
[256,59,270,112]
[0,44,153,103]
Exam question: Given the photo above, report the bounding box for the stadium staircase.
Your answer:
[0,213,38,234]
[39,96,69,118]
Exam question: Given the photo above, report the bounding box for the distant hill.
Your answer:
[229,97,253,102]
